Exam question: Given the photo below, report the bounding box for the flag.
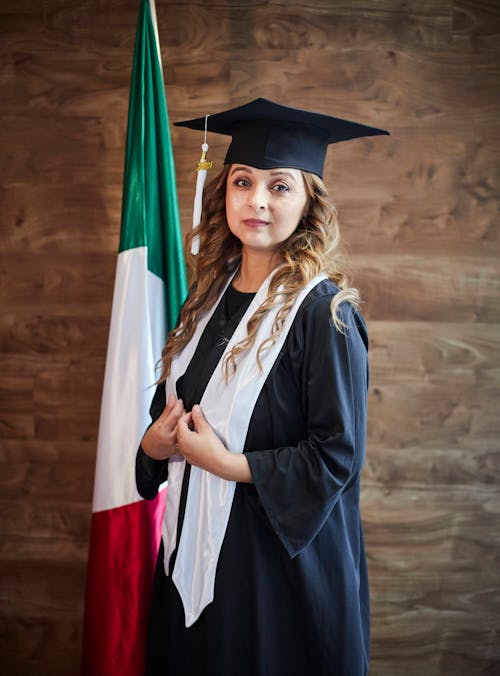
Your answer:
[82,1,187,673]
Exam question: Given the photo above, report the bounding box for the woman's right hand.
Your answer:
[140,394,185,460]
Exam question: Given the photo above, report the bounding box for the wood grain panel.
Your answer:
[0,455,93,501]
[0,375,35,440]
[230,45,499,128]
[353,254,500,322]
[367,322,500,451]
[1,499,91,552]
[364,443,500,489]
[367,321,499,384]
[1,314,109,360]
[0,560,85,676]
[1,253,115,315]
[332,130,499,257]
[362,485,500,673]
[1,185,121,253]
[0,616,83,676]
[0,43,130,119]
[0,414,35,441]
[453,0,500,39]
[367,379,498,449]
[0,537,90,563]
[245,2,454,53]
[1,114,126,186]
[34,366,103,442]
[362,486,500,578]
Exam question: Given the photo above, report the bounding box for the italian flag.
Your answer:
[81,1,187,674]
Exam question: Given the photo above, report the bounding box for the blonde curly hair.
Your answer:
[159,164,360,382]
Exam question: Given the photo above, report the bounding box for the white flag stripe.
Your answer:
[93,247,166,513]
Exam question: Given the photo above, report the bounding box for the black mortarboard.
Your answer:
[174,97,389,178]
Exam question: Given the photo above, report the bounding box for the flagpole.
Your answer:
[148,0,162,65]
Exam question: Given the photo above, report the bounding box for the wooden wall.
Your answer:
[1,0,499,673]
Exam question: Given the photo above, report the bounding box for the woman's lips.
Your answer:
[243,218,270,227]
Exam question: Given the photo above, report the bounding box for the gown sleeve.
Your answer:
[135,381,169,499]
[245,294,369,558]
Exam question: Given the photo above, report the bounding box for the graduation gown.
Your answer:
[136,279,370,676]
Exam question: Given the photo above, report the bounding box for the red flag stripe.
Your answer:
[82,491,166,675]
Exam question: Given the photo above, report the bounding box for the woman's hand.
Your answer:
[177,405,253,483]
[141,394,185,460]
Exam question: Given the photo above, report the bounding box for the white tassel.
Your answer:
[191,117,212,255]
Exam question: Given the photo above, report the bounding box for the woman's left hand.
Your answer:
[177,405,253,483]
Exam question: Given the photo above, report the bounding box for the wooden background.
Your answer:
[1,0,499,673]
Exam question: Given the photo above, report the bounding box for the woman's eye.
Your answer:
[234,178,250,187]
[272,183,290,193]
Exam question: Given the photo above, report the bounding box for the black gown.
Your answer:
[136,280,370,676]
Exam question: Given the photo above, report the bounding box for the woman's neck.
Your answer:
[232,249,281,292]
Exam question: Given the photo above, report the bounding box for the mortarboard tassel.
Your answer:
[191,115,212,255]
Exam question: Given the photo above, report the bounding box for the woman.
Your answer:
[136,98,388,675]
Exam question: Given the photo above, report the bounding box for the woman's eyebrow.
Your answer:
[269,170,298,182]
[229,165,253,176]
[228,166,299,184]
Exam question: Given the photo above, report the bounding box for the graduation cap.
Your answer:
[175,97,389,179]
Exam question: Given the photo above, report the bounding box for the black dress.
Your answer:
[136,280,370,676]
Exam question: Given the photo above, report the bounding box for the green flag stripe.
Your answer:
[119,0,187,330]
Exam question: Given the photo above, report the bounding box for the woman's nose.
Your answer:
[248,183,267,210]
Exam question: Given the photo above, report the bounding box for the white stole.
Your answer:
[162,269,326,627]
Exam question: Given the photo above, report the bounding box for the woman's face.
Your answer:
[225,164,308,255]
